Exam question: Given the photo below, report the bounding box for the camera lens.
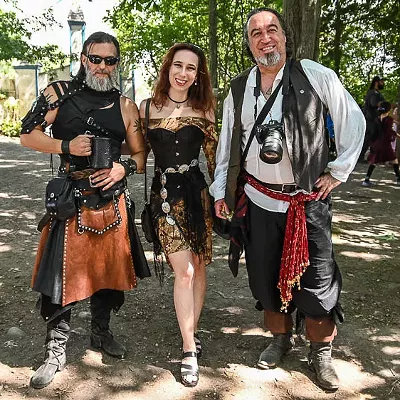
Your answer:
[256,120,284,164]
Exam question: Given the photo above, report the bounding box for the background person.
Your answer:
[210,8,365,391]
[139,42,217,387]
[20,32,150,389]
[362,101,400,186]
[361,75,385,160]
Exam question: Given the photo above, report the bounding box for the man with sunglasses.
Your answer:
[20,32,150,389]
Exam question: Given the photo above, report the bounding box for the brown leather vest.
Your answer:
[224,59,328,211]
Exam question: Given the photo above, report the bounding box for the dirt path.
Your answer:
[0,136,399,400]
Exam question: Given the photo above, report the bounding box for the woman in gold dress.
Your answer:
[139,43,217,387]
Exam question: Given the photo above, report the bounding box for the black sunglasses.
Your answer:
[84,54,120,66]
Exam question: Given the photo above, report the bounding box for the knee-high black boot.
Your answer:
[90,290,126,359]
[30,313,70,389]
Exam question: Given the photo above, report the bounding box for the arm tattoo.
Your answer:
[134,118,142,134]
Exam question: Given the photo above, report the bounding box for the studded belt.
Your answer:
[155,159,199,175]
[157,159,199,225]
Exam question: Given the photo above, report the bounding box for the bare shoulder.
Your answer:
[43,81,70,104]
[120,96,139,118]
[139,98,153,119]
[139,99,147,119]
[204,109,215,123]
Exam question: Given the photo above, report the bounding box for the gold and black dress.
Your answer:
[146,117,217,269]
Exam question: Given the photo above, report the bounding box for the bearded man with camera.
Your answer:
[20,32,150,389]
[210,8,365,391]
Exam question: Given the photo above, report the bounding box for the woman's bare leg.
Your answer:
[192,254,206,332]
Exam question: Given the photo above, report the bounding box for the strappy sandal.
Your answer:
[194,333,202,358]
[180,351,199,387]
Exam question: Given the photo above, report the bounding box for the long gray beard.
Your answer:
[84,64,118,92]
[255,52,281,67]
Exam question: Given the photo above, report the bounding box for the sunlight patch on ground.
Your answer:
[332,235,381,248]
[19,212,37,220]
[370,334,400,342]
[220,327,239,334]
[337,228,386,238]
[0,159,37,164]
[0,363,31,388]
[0,244,12,252]
[213,254,229,260]
[144,251,155,261]
[218,307,244,315]
[0,359,390,400]
[333,213,372,224]
[377,368,399,378]
[1,194,31,200]
[81,349,109,368]
[381,346,400,356]
[223,363,291,382]
[339,251,391,261]
[220,326,268,337]
[0,212,15,217]
[240,326,269,337]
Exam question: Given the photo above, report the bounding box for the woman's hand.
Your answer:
[89,162,125,190]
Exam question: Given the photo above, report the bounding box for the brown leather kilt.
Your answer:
[32,194,138,306]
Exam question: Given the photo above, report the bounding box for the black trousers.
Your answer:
[244,196,342,319]
[40,289,124,323]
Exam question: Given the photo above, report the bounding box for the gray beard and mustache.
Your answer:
[255,52,281,67]
[84,64,118,92]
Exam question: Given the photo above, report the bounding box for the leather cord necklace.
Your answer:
[167,94,188,109]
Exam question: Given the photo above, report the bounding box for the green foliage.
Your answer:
[105,0,275,98]
[319,0,400,104]
[106,0,399,108]
[0,96,21,137]
[0,5,67,69]
[0,119,21,137]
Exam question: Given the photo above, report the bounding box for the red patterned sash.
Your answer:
[244,173,318,311]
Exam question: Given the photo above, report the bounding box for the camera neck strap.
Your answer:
[241,60,290,167]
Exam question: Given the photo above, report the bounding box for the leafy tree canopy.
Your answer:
[0,1,66,70]
[105,0,277,98]
[319,0,400,103]
[106,0,399,105]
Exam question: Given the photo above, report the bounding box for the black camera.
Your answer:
[255,119,284,164]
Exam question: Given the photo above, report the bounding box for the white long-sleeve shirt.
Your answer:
[209,59,366,213]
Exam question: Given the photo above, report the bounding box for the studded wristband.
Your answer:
[120,158,137,177]
[61,140,70,154]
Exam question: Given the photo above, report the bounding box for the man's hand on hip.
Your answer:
[89,162,125,190]
[314,173,341,201]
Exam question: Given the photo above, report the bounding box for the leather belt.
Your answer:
[70,169,96,180]
[262,182,298,193]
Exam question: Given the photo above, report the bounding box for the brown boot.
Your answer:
[257,333,294,369]
[308,342,339,391]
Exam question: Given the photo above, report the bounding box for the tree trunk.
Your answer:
[333,0,343,76]
[209,0,218,92]
[283,0,321,60]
